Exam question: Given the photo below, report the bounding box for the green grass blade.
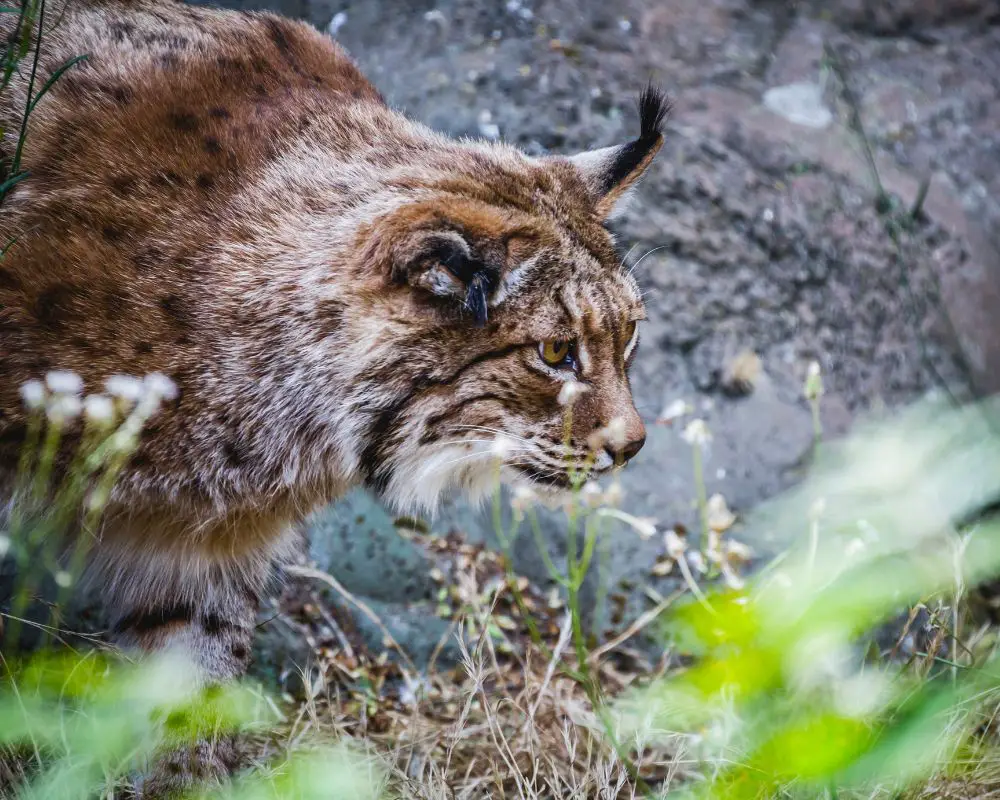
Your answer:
[27,53,87,113]
[0,169,30,196]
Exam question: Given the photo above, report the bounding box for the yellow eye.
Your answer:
[539,339,572,367]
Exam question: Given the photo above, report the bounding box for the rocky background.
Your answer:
[189,0,1000,668]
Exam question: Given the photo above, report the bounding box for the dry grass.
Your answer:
[250,530,691,800]
[234,511,1000,800]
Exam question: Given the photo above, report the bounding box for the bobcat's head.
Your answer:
[351,87,669,512]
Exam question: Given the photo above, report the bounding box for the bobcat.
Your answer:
[0,0,665,683]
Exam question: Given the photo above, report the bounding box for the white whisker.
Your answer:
[436,445,530,472]
[626,244,670,277]
[619,243,640,272]
[449,425,536,445]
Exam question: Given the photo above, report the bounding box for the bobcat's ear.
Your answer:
[567,85,670,221]
[389,229,500,327]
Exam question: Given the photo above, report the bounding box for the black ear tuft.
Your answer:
[465,273,490,327]
[422,234,497,326]
[637,83,671,142]
[595,85,670,197]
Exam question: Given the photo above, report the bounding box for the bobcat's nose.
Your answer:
[605,429,645,465]
[614,431,645,463]
[601,409,646,466]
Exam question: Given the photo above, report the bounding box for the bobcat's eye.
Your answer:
[539,339,574,369]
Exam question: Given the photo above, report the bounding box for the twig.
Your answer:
[588,588,685,664]
[308,589,356,663]
[285,564,418,676]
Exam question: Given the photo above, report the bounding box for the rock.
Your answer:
[814,0,998,34]
[763,82,834,129]
[303,490,462,668]
[307,489,435,605]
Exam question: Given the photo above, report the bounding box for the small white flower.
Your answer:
[490,434,516,460]
[105,375,145,404]
[598,508,657,538]
[45,370,83,395]
[808,497,827,521]
[681,418,712,448]
[663,528,687,559]
[804,361,824,401]
[721,563,745,590]
[510,484,540,522]
[656,398,690,424]
[557,379,589,407]
[0,534,10,558]
[54,570,72,588]
[604,480,624,506]
[723,539,753,561]
[46,394,81,424]
[83,395,115,425]
[651,558,674,576]
[510,484,538,513]
[144,372,178,401]
[19,380,46,411]
[844,537,866,558]
[580,480,603,507]
[706,494,736,532]
[632,516,657,539]
[686,550,707,574]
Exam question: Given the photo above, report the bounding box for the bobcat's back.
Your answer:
[0,0,384,504]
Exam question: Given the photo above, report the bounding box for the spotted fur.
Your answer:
[0,0,666,683]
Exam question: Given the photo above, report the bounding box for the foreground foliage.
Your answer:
[4,392,1000,798]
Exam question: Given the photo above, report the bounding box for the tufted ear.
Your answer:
[567,84,670,221]
[389,228,501,327]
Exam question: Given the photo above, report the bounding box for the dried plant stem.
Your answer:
[691,444,710,560]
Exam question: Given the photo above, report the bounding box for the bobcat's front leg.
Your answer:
[94,515,295,796]
[109,569,258,682]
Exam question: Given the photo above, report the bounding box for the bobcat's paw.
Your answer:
[132,735,245,798]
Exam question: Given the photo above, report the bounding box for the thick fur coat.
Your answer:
[0,0,665,682]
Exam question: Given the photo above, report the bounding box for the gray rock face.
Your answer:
[306,491,463,665]
[809,0,998,34]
